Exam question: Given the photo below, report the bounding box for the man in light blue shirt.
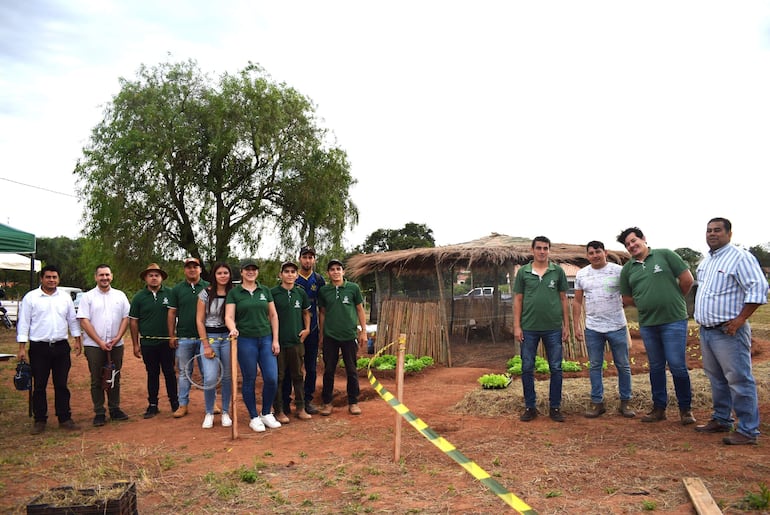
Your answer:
[694,217,768,445]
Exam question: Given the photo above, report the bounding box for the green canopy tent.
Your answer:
[0,223,37,290]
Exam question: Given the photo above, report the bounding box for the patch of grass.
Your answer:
[641,500,657,510]
[545,490,562,498]
[738,482,770,510]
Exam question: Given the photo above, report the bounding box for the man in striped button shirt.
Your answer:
[694,217,769,445]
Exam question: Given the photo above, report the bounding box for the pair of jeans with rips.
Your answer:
[520,330,562,409]
[639,319,692,410]
[584,327,633,404]
[237,335,278,419]
[700,323,760,437]
[200,334,232,415]
[176,338,200,407]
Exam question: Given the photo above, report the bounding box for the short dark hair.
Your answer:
[708,217,732,232]
[532,236,551,249]
[586,241,605,251]
[40,264,60,277]
[616,227,643,245]
[95,263,111,273]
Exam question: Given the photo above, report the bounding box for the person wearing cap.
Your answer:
[271,261,312,423]
[283,245,326,415]
[196,262,235,429]
[317,259,368,416]
[167,257,210,418]
[129,263,179,419]
[225,261,282,432]
[77,264,131,427]
[16,264,82,434]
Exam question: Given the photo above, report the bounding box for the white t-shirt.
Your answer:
[574,262,627,333]
[77,286,130,347]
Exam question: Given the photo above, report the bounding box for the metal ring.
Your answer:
[183,353,223,390]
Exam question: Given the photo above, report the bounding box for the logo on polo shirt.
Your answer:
[548,280,556,289]
[259,293,267,301]
[294,300,301,309]
[653,265,663,274]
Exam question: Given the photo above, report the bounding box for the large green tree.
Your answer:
[359,222,436,253]
[75,60,357,275]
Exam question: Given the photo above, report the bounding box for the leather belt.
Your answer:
[31,339,68,346]
[701,323,725,330]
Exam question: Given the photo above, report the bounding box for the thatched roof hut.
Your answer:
[346,233,628,277]
[345,233,629,367]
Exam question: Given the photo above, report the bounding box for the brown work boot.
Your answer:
[641,407,666,423]
[295,408,312,420]
[320,404,333,416]
[275,412,290,424]
[348,404,362,415]
[30,421,46,435]
[618,400,636,418]
[173,405,188,418]
[59,419,81,431]
[584,402,606,418]
[723,432,758,445]
[680,409,696,425]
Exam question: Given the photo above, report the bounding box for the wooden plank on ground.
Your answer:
[683,477,723,515]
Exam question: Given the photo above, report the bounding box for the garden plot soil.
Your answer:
[1,330,769,514]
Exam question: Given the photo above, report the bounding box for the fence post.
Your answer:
[394,333,406,462]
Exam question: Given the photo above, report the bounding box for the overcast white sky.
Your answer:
[1,0,769,257]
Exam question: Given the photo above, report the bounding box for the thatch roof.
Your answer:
[345,233,629,278]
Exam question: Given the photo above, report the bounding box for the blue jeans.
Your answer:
[200,334,232,415]
[700,323,760,437]
[176,338,200,407]
[520,330,563,408]
[639,320,691,410]
[237,335,278,419]
[585,328,633,403]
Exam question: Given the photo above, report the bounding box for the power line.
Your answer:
[0,177,78,198]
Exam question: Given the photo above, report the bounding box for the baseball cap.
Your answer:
[281,261,299,271]
[240,261,259,270]
[183,257,200,267]
[327,259,344,270]
[299,245,316,257]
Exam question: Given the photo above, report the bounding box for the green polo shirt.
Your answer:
[513,261,568,331]
[168,279,210,338]
[271,285,310,347]
[226,283,274,338]
[619,248,688,326]
[129,285,172,346]
[317,280,364,341]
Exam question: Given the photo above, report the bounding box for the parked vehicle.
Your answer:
[454,287,512,301]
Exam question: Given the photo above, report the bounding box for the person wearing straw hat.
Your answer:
[129,263,179,419]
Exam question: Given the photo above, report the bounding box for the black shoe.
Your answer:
[110,409,129,421]
[31,421,46,435]
[520,407,538,422]
[143,405,160,419]
[305,403,320,415]
[93,414,107,427]
[59,419,81,431]
[549,407,565,422]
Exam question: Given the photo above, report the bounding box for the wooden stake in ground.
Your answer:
[230,337,238,439]
[393,333,406,462]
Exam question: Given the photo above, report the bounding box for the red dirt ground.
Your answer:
[2,331,769,514]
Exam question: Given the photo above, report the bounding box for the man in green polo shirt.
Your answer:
[513,236,570,423]
[129,263,179,419]
[167,257,210,418]
[271,261,312,423]
[318,259,368,416]
[617,226,695,425]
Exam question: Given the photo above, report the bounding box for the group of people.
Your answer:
[15,246,369,434]
[514,218,767,445]
[15,218,767,445]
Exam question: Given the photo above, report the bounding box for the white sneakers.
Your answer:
[221,412,232,427]
[202,413,214,429]
[260,413,282,429]
[249,417,266,432]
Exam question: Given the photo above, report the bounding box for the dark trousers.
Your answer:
[141,343,178,409]
[84,345,124,415]
[321,337,359,405]
[29,340,72,423]
[281,328,320,410]
[275,344,305,414]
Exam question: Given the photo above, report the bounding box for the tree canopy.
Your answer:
[74,60,358,274]
[359,222,436,254]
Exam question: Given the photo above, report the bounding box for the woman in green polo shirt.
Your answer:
[224,262,281,433]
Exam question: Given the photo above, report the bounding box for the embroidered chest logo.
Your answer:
[162,296,169,305]
[293,300,301,309]
[259,293,267,301]
[341,295,351,305]
[652,265,663,274]
[548,279,556,289]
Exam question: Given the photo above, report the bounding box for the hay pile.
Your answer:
[453,361,770,416]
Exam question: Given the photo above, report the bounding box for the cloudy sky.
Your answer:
[1,0,769,257]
